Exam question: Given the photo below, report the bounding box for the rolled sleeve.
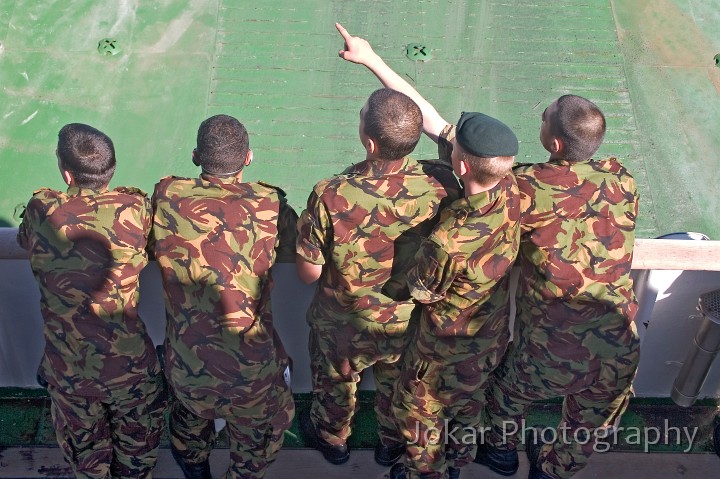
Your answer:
[437,124,457,166]
[275,197,299,263]
[407,238,458,304]
[296,190,330,266]
[16,203,31,250]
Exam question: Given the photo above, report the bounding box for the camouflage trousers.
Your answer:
[483,318,640,479]
[47,373,167,479]
[308,320,412,446]
[392,331,510,479]
[169,378,294,479]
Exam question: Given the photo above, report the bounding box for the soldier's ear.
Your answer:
[551,137,562,154]
[61,169,74,186]
[459,159,469,177]
[192,149,201,167]
[245,150,253,166]
[366,138,377,155]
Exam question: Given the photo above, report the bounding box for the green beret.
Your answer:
[456,112,519,157]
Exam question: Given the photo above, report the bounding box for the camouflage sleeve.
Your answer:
[275,194,299,264]
[146,183,162,258]
[142,194,152,240]
[514,169,554,234]
[16,201,32,250]
[406,238,459,304]
[116,186,153,238]
[437,124,456,166]
[296,188,331,265]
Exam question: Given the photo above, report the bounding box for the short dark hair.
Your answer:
[461,149,514,187]
[549,95,606,161]
[57,123,116,188]
[196,114,249,175]
[363,89,422,160]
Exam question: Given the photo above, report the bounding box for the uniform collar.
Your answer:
[200,173,241,185]
[451,176,508,218]
[548,157,594,167]
[343,157,413,177]
[66,186,108,196]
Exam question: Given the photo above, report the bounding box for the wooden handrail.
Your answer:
[1,228,720,271]
[632,238,720,271]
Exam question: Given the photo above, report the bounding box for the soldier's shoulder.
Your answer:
[30,187,60,199]
[25,189,64,213]
[311,175,347,195]
[417,158,453,170]
[512,162,541,174]
[417,158,455,176]
[113,186,148,198]
[256,181,287,198]
[153,175,194,194]
[598,156,634,177]
[156,175,191,186]
[416,159,459,190]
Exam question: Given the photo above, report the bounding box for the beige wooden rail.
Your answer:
[1,228,720,271]
[632,238,720,271]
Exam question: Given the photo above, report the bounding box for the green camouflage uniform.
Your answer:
[149,175,296,479]
[484,158,641,479]
[17,186,166,479]
[297,156,460,446]
[391,125,520,478]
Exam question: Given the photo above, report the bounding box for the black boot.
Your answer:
[298,408,350,465]
[525,430,555,479]
[389,463,408,479]
[473,441,519,476]
[170,445,211,479]
[374,440,405,466]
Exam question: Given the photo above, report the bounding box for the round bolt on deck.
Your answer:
[97,39,121,56]
[406,43,432,62]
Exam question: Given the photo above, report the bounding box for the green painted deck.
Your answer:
[1,388,719,454]
[1,0,719,238]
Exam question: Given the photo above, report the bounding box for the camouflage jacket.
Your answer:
[17,186,159,398]
[408,173,520,345]
[297,156,460,330]
[149,175,297,403]
[514,158,639,330]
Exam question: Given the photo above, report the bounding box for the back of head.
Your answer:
[196,114,249,175]
[456,112,518,186]
[463,154,515,186]
[57,123,116,188]
[550,95,606,161]
[363,88,422,160]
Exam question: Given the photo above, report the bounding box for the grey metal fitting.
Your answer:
[671,289,720,407]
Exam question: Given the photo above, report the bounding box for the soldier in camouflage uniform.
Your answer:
[474,95,641,479]
[149,115,296,479]
[336,25,522,479]
[17,123,166,479]
[393,121,521,479]
[295,55,461,464]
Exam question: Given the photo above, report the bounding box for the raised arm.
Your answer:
[336,23,449,143]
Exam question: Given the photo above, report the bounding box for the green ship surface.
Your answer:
[1,1,720,477]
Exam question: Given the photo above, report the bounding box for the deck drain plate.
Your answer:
[406,43,432,62]
[97,39,121,56]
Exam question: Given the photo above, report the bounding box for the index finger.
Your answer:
[335,22,352,40]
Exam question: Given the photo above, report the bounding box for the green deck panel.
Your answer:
[1,389,717,452]
[0,398,48,446]
[1,0,720,230]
